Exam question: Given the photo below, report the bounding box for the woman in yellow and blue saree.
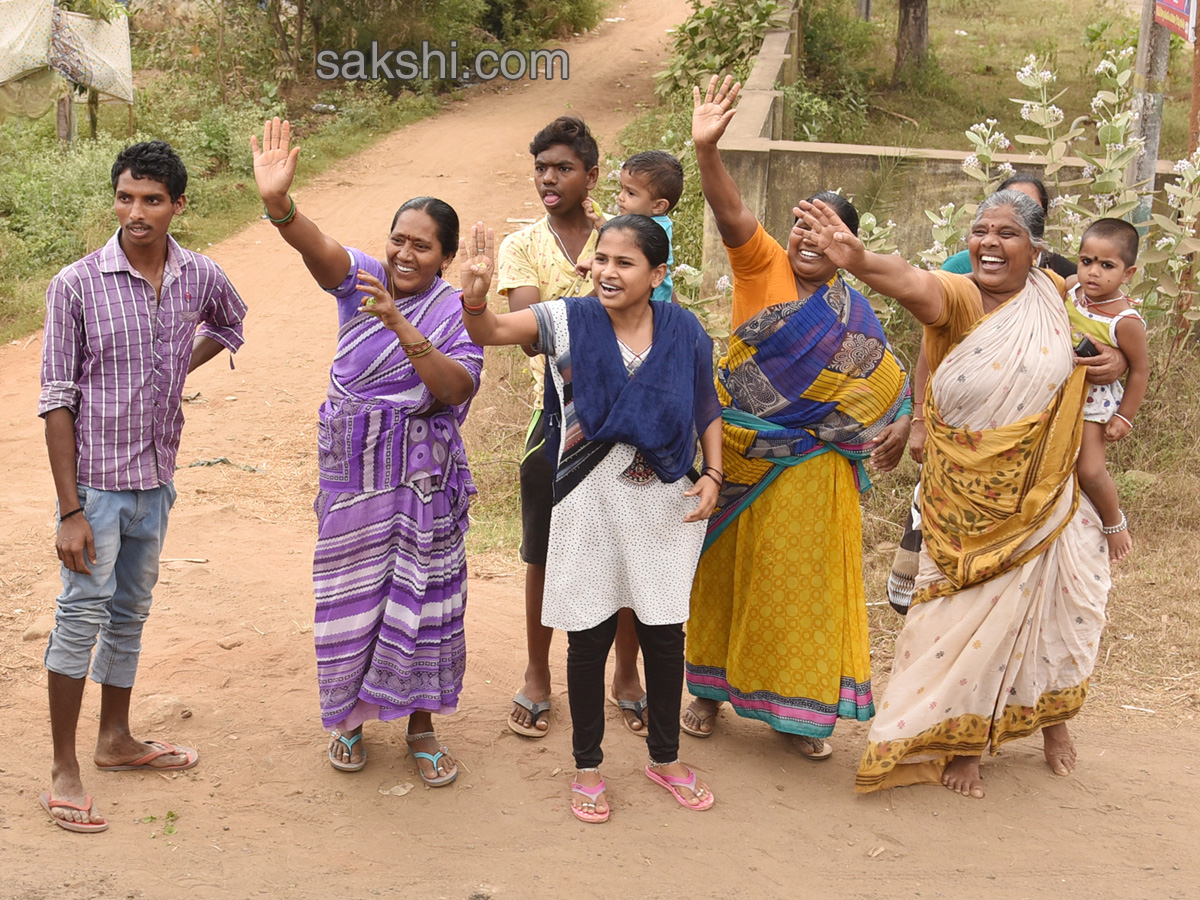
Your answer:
[683,77,912,758]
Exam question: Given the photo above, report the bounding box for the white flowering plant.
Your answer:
[845,211,904,323]
[1064,48,1144,221]
[1009,54,1087,219]
[671,261,732,347]
[918,202,972,270]
[1126,151,1200,357]
[961,119,1014,192]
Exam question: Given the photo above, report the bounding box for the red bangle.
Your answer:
[461,296,489,312]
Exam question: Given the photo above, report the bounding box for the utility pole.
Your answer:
[1131,0,1172,224]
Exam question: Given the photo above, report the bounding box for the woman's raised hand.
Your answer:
[250,117,301,204]
[795,200,866,272]
[459,221,495,305]
[692,75,740,147]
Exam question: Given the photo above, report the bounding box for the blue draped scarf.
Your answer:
[544,297,721,484]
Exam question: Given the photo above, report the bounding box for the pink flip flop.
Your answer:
[40,792,109,833]
[570,779,610,824]
[645,764,714,811]
[95,740,199,772]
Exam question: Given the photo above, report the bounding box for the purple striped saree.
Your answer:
[312,252,483,730]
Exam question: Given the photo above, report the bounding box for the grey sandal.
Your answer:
[609,686,649,738]
[508,692,551,738]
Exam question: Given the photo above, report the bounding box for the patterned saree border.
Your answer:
[854,681,1089,792]
[686,663,874,738]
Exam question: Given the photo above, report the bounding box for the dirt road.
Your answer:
[1,2,1197,897]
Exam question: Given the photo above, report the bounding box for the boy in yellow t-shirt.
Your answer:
[497,116,649,740]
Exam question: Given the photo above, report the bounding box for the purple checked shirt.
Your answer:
[38,230,247,491]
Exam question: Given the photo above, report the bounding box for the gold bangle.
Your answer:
[405,342,434,359]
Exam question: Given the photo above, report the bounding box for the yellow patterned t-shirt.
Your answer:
[497,216,601,408]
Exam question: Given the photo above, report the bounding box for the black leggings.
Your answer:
[566,611,684,769]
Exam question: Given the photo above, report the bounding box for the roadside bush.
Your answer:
[655,0,787,98]
[784,0,880,143]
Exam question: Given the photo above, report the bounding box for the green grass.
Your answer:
[808,0,1190,156]
[0,84,441,343]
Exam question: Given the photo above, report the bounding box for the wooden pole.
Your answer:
[1191,34,1200,155]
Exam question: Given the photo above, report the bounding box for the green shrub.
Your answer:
[655,0,787,98]
[785,0,881,143]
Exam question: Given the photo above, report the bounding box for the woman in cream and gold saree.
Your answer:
[799,189,1112,799]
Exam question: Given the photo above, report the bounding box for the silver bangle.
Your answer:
[1101,511,1128,535]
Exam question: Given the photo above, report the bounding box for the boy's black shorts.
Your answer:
[519,408,554,565]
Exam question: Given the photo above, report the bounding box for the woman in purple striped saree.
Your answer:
[253,119,482,784]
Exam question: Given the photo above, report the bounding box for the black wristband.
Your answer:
[59,506,84,522]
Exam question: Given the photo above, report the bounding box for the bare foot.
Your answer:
[509,666,552,733]
[1106,528,1132,563]
[328,725,365,769]
[681,697,720,737]
[1042,722,1077,776]
[46,765,106,828]
[571,768,609,821]
[942,755,984,798]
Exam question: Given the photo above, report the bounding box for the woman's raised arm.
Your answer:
[251,117,351,289]
[693,76,759,249]
[458,222,540,347]
[797,200,946,325]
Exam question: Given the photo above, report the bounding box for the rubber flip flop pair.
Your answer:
[645,764,715,811]
[508,692,551,738]
[570,779,610,824]
[607,686,649,738]
[406,731,457,787]
[94,739,199,772]
[40,792,108,833]
[328,730,366,772]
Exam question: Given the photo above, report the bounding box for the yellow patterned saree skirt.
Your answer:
[685,452,874,737]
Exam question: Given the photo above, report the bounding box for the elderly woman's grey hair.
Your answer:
[973,189,1048,253]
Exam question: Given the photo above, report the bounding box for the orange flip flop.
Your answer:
[95,739,199,772]
[40,792,108,833]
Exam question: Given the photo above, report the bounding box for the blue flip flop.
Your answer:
[328,730,366,772]
[406,731,458,787]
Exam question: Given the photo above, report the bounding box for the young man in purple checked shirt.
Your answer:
[37,141,247,833]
